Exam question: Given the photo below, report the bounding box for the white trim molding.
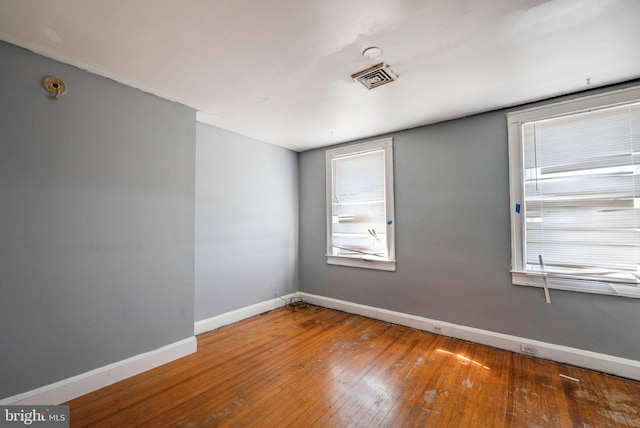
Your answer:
[1,337,197,405]
[6,292,638,405]
[299,292,640,381]
[194,293,298,336]
[1,294,296,405]
[325,138,396,272]
[506,85,640,298]
[326,256,396,271]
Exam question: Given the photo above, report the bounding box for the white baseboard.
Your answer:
[1,336,197,405]
[194,293,298,336]
[298,292,640,381]
[2,293,296,406]
[6,291,636,406]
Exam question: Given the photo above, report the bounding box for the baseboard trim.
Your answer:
[298,292,640,381]
[7,291,635,405]
[1,336,197,405]
[194,293,298,336]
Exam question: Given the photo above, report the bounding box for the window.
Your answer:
[326,138,395,271]
[507,86,640,297]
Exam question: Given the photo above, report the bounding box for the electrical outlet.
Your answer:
[520,344,537,356]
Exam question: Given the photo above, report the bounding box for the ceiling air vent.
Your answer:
[351,63,397,90]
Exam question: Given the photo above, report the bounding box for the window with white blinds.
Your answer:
[508,86,640,297]
[326,138,395,271]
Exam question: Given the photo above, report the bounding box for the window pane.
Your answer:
[331,150,387,258]
[522,102,640,284]
[326,138,395,270]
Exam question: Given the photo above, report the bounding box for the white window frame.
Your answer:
[326,138,396,271]
[507,86,640,298]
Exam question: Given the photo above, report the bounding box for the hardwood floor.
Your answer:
[66,306,640,427]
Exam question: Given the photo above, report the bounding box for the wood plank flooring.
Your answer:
[66,306,640,427]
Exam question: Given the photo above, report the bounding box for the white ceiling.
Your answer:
[1,0,639,152]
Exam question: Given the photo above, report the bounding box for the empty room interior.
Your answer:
[1,1,640,426]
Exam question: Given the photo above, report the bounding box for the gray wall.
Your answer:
[195,123,298,320]
[299,85,640,362]
[0,42,196,399]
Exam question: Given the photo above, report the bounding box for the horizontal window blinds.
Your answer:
[331,149,387,258]
[522,102,640,285]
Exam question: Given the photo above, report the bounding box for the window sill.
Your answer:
[327,255,396,271]
[511,271,640,298]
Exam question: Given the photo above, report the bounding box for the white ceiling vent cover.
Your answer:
[352,63,397,90]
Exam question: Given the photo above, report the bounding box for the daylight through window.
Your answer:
[508,87,640,297]
[326,138,395,271]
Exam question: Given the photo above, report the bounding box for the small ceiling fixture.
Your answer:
[42,75,67,100]
[351,63,397,90]
[362,46,382,60]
